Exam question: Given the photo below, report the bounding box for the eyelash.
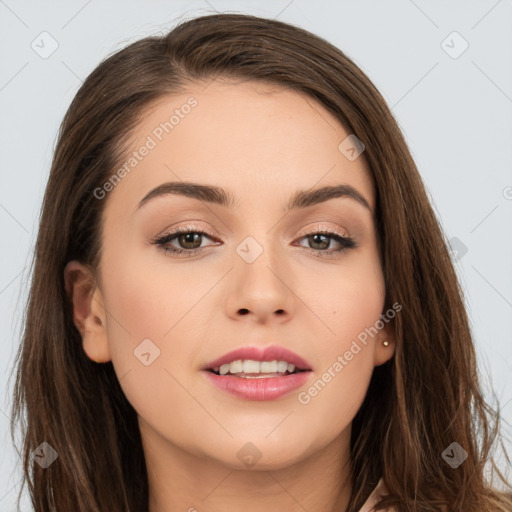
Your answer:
[152,225,357,259]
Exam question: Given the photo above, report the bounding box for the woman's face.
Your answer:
[67,78,395,471]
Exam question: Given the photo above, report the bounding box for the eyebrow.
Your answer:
[136,181,372,213]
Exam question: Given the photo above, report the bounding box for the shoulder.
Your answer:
[358,477,397,512]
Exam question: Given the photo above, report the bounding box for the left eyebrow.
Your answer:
[135,181,372,213]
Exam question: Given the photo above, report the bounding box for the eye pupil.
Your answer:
[179,232,201,249]
[309,234,329,250]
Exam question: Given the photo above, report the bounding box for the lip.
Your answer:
[202,344,312,371]
[203,370,312,401]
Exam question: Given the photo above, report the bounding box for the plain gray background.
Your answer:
[1,0,511,508]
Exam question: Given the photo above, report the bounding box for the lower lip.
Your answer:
[202,370,312,401]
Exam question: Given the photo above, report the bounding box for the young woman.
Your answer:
[10,12,512,512]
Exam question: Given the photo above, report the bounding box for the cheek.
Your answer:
[107,268,168,341]
[297,251,384,417]
[99,254,197,434]
[309,247,385,346]
[295,287,381,440]
[101,240,202,346]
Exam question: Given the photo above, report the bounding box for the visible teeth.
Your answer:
[243,360,260,373]
[276,361,288,372]
[230,360,243,373]
[260,360,278,373]
[216,359,297,375]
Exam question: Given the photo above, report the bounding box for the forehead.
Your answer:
[104,79,375,216]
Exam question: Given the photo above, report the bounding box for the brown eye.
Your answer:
[295,231,357,256]
[176,232,203,250]
[153,227,219,256]
[306,233,331,250]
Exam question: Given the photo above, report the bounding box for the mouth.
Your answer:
[202,344,313,380]
[202,356,313,401]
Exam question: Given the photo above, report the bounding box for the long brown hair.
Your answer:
[10,13,512,512]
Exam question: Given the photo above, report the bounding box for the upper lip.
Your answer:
[202,344,312,371]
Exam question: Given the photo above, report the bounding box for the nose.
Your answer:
[225,242,295,325]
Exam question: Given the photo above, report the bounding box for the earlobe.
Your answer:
[373,324,396,367]
[63,261,111,363]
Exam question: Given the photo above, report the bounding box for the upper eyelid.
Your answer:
[158,224,351,240]
[154,232,352,259]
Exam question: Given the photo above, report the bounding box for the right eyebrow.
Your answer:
[136,181,235,211]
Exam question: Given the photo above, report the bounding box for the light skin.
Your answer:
[64,78,395,512]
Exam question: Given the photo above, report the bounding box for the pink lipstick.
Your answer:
[202,344,313,401]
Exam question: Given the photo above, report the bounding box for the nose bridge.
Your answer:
[235,231,284,286]
[231,204,280,265]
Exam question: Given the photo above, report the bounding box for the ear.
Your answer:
[373,320,396,367]
[64,260,111,363]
